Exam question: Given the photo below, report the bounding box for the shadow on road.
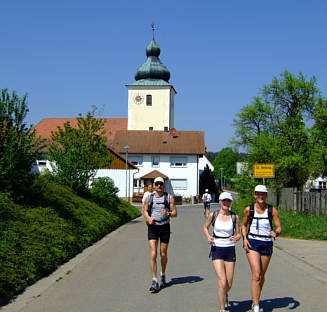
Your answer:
[163,275,203,288]
[227,297,300,311]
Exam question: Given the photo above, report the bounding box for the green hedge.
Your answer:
[0,175,141,300]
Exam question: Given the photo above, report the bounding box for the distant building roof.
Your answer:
[34,118,127,141]
[141,170,168,180]
[109,130,205,155]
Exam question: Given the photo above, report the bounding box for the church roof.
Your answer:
[34,118,127,141]
[109,130,205,155]
[129,31,171,86]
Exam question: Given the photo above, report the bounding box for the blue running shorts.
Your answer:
[248,238,273,256]
[211,245,236,262]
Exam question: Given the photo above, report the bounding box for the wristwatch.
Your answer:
[275,231,280,237]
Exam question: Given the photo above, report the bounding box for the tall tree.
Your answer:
[212,147,239,187]
[311,98,327,178]
[0,89,43,195]
[233,71,321,190]
[199,164,218,197]
[48,112,112,195]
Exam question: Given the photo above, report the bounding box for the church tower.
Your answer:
[126,27,176,131]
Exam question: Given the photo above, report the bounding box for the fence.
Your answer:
[268,188,327,216]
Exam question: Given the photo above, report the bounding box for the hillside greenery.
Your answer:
[0,174,141,301]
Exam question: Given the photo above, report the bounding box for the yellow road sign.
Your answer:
[253,164,275,178]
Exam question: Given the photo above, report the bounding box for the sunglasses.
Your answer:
[155,182,164,186]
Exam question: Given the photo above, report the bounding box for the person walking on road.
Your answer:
[141,182,153,216]
[242,185,282,312]
[204,192,241,312]
[144,176,177,293]
[203,189,212,217]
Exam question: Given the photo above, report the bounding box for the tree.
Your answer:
[0,89,43,195]
[48,112,112,195]
[212,147,239,187]
[205,151,217,163]
[311,98,327,178]
[233,71,321,190]
[199,164,218,199]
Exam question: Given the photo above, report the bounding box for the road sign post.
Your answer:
[253,164,275,183]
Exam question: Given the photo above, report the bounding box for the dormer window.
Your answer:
[146,95,152,106]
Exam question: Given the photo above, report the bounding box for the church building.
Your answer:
[33,29,213,201]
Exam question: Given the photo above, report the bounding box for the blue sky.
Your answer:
[1,0,326,152]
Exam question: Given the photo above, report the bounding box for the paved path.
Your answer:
[2,204,327,312]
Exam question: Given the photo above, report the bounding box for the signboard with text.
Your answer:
[253,164,275,178]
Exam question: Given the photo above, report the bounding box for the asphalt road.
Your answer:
[3,204,327,312]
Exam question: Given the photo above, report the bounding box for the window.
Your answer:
[170,156,187,167]
[319,181,326,189]
[171,179,187,190]
[129,156,143,166]
[146,94,152,106]
[38,160,47,167]
[152,156,160,167]
[149,127,153,131]
[164,127,168,132]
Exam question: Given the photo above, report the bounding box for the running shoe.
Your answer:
[149,280,160,292]
[160,274,166,288]
[251,304,259,312]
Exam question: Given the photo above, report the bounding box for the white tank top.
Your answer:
[213,216,235,247]
[248,208,272,241]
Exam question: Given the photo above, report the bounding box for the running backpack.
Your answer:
[247,204,273,238]
[211,208,237,238]
[148,192,170,222]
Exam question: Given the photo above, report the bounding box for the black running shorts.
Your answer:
[210,245,236,262]
[148,223,170,243]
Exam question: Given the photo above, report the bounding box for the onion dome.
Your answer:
[134,36,171,83]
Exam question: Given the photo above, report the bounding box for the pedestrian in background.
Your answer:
[204,192,241,312]
[242,185,282,312]
[142,182,153,216]
[203,188,212,217]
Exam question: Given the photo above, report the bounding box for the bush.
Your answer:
[90,177,119,209]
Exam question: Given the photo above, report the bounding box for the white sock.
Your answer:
[160,272,165,276]
[252,304,259,312]
[152,277,158,282]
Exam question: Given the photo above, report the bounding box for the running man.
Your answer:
[144,176,177,292]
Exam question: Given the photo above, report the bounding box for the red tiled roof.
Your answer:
[34,118,127,141]
[109,130,205,155]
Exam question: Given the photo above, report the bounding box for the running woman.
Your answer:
[204,192,241,312]
[242,185,282,312]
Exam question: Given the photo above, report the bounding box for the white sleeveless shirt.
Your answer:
[248,208,272,242]
[213,216,235,247]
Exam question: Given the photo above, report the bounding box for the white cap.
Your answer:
[219,192,233,201]
[254,185,268,193]
[205,189,209,192]
[154,177,164,184]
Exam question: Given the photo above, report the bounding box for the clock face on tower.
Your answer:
[133,93,144,104]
